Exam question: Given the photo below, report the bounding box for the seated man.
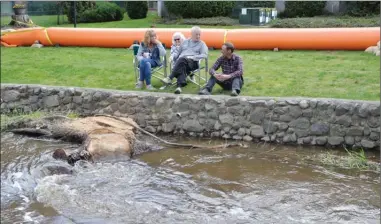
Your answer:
[199,42,243,96]
[162,26,208,94]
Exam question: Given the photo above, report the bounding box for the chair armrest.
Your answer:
[197,57,208,66]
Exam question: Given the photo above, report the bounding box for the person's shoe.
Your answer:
[174,87,182,94]
[189,75,195,82]
[231,89,239,96]
[146,85,156,91]
[162,77,172,85]
[198,88,211,95]
[135,82,143,89]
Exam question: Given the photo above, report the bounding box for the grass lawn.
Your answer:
[1,47,379,101]
[1,11,379,100]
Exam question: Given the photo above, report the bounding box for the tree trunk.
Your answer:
[9,1,36,28]
[6,115,247,165]
[9,15,35,28]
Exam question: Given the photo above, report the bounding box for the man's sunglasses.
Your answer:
[174,38,180,41]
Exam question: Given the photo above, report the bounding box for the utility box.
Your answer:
[238,8,252,25]
[238,7,277,26]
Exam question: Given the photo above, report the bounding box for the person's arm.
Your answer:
[209,57,222,76]
[170,45,176,56]
[227,56,243,78]
[157,42,166,56]
[136,44,144,62]
[172,41,183,60]
[193,42,208,61]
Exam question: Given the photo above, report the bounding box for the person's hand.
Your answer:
[169,56,173,63]
[214,73,222,81]
[220,74,231,81]
[220,74,231,82]
[214,74,230,81]
[143,52,150,58]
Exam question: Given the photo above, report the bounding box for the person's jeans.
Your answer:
[169,57,199,87]
[205,76,243,94]
[139,58,158,86]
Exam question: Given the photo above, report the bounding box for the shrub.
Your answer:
[235,1,275,8]
[344,1,380,17]
[79,2,124,23]
[269,16,380,28]
[165,2,235,19]
[175,17,239,26]
[61,1,96,23]
[278,1,326,18]
[27,1,58,16]
[126,1,148,19]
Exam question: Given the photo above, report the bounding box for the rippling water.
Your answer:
[1,133,380,224]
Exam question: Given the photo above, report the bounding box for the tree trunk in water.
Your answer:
[6,115,247,166]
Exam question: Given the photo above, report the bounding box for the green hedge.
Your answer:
[78,2,124,23]
[235,1,275,8]
[344,1,380,17]
[62,1,96,23]
[165,2,235,19]
[278,1,326,18]
[126,1,148,19]
[161,17,239,26]
[269,16,380,28]
[27,1,58,16]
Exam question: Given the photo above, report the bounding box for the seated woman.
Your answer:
[169,32,186,69]
[135,29,166,90]
[168,31,197,84]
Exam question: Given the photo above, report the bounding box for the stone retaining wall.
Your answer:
[1,84,380,150]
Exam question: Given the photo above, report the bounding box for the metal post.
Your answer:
[73,1,77,28]
[57,3,60,25]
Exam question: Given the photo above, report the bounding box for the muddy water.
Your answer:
[1,132,380,224]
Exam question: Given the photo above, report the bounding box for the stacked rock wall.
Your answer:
[1,84,380,149]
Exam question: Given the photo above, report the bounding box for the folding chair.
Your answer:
[164,56,209,91]
[187,57,209,90]
[133,44,168,86]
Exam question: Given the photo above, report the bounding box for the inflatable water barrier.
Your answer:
[1,27,379,50]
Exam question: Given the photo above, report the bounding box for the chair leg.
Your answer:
[134,67,138,84]
[198,70,201,91]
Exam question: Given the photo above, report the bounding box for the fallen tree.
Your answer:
[6,114,246,165]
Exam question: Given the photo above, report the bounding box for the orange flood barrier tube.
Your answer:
[226,27,380,50]
[43,28,226,48]
[1,27,379,50]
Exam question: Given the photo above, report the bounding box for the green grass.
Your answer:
[318,147,380,172]
[1,12,379,100]
[0,110,78,132]
[1,47,379,100]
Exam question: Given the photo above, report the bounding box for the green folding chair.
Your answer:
[133,44,168,86]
